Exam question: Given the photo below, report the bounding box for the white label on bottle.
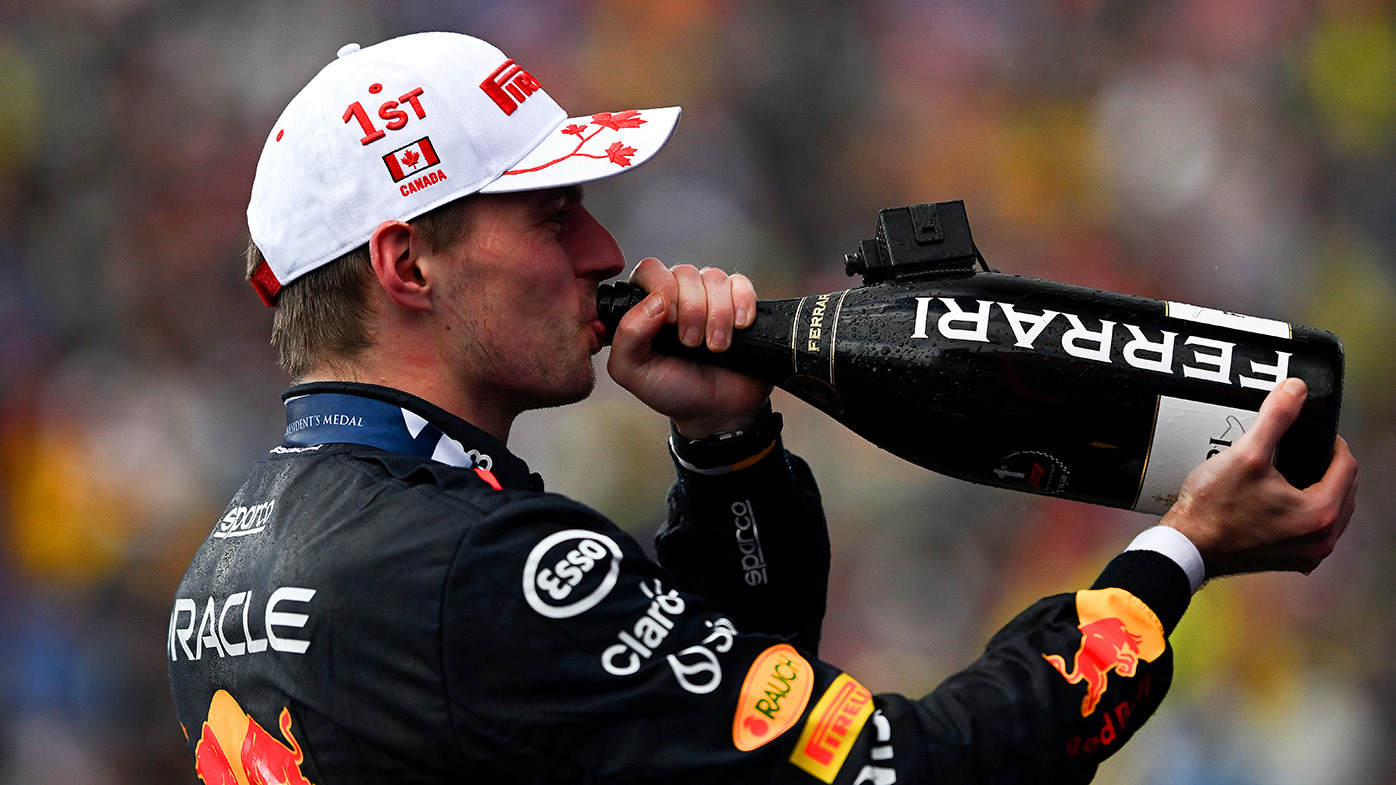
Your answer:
[1134,396,1259,515]
[1165,302,1292,339]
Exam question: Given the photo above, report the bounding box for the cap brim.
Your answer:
[480,106,680,194]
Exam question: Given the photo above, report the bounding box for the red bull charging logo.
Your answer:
[192,690,314,785]
[1042,588,1166,717]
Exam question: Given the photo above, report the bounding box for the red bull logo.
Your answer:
[1042,588,1166,717]
[193,690,314,785]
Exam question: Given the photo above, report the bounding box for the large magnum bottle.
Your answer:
[598,201,1344,514]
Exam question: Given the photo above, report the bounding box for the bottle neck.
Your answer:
[596,281,648,346]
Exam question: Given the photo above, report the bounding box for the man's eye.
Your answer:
[548,209,569,225]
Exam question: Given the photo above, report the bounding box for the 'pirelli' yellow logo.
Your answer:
[788,673,874,782]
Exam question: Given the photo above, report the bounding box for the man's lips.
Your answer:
[588,318,607,352]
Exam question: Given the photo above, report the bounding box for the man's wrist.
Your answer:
[672,406,768,441]
[1126,525,1206,594]
[670,401,781,475]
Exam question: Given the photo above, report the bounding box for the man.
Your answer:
[168,32,1358,784]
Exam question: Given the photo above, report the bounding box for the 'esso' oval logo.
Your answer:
[522,530,623,619]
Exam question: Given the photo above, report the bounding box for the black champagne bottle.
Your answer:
[597,202,1344,514]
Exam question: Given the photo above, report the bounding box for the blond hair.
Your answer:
[247,198,475,379]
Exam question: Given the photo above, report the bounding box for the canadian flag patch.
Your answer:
[383,137,440,182]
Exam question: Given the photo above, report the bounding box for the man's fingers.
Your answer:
[1312,436,1358,498]
[1338,471,1359,540]
[1312,435,1358,542]
[629,257,678,321]
[625,261,756,351]
[670,264,706,347]
[731,273,756,329]
[610,291,669,365]
[699,268,734,351]
[1239,378,1308,458]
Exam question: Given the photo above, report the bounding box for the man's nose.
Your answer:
[562,205,626,280]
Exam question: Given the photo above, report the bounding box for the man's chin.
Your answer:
[522,370,597,412]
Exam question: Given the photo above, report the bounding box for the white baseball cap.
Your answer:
[247,32,681,305]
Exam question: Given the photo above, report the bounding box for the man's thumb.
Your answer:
[1243,377,1307,455]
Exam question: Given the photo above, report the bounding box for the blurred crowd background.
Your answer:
[1,0,1394,782]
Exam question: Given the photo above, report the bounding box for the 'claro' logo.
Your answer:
[523,530,624,619]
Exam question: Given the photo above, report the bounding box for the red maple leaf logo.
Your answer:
[605,142,637,167]
[591,109,646,131]
[504,110,649,176]
[400,148,421,168]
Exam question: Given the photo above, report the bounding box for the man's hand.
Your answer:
[606,258,773,438]
[1162,378,1359,579]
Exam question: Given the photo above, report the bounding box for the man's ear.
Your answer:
[368,220,433,312]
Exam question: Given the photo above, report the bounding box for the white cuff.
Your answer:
[1125,525,1206,594]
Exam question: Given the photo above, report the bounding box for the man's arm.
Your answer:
[658,410,831,652]
[606,258,831,649]
[442,381,1356,784]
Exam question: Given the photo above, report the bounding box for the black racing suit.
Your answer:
[168,381,1191,784]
